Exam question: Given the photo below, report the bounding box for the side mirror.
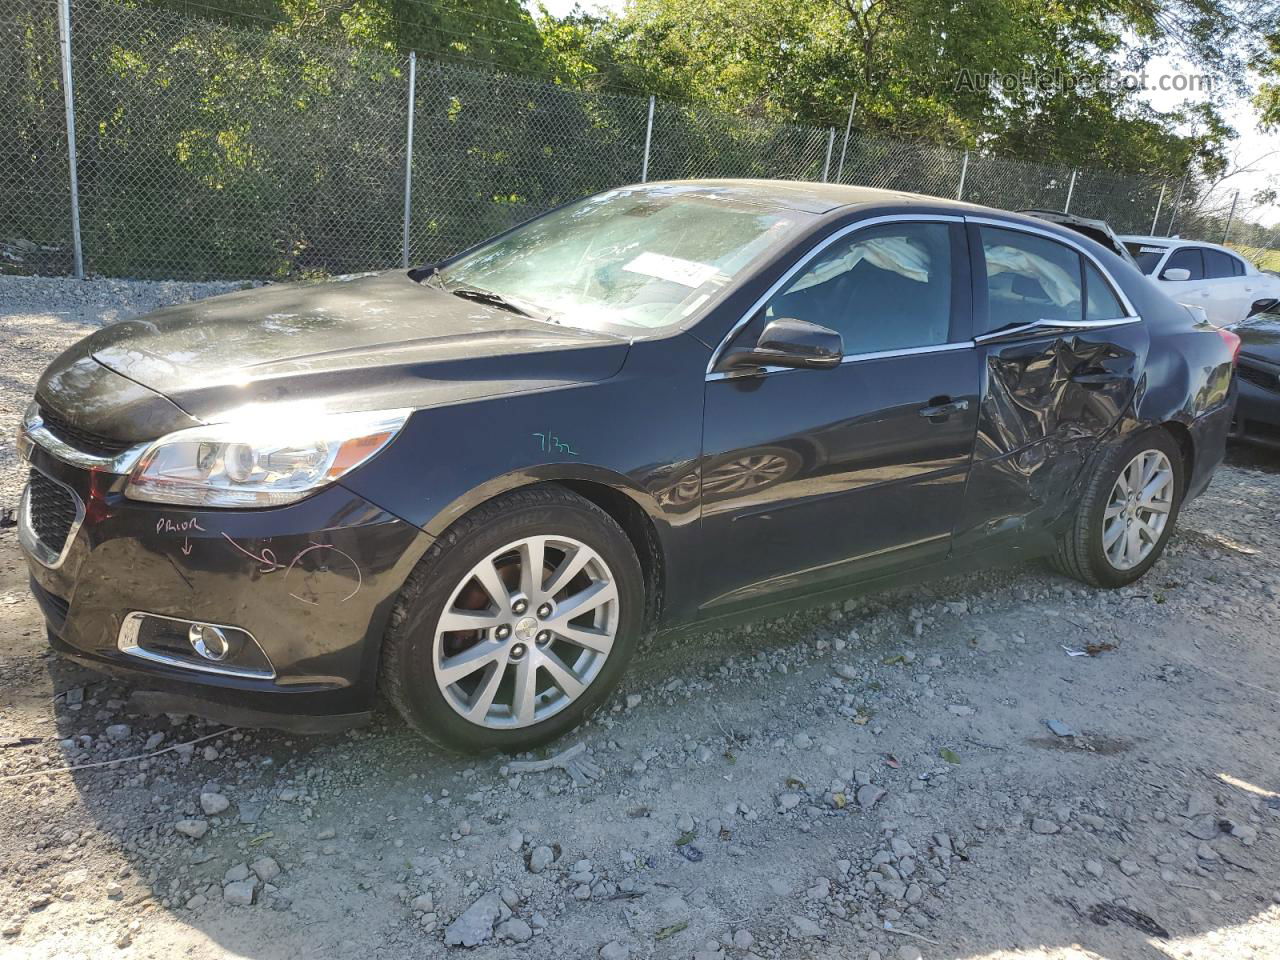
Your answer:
[1249,298,1280,318]
[1161,267,1191,281]
[722,317,843,371]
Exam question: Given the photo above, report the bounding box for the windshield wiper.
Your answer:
[448,286,548,320]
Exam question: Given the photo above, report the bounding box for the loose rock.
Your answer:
[174,819,209,839]
[223,880,256,907]
[857,785,886,810]
[529,845,555,874]
[497,918,533,943]
[444,891,503,947]
[200,792,230,816]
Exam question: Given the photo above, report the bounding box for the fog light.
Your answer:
[188,623,230,661]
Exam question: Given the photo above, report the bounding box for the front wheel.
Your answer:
[1053,429,1184,588]
[380,487,644,754]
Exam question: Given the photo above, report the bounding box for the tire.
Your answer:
[380,486,644,754]
[1052,428,1184,588]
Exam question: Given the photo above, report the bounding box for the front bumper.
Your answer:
[19,441,430,732]
[1230,355,1280,448]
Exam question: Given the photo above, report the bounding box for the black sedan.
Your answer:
[17,180,1238,753]
[1230,310,1280,447]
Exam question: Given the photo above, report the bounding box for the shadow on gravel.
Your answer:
[4,508,1278,959]
[1225,439,1280,474]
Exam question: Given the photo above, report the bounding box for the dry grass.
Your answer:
[1229,243,1280,272]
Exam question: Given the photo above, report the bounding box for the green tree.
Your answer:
[1258,31,1280,130]
[539,0,1261,178]
[150,0,548,72]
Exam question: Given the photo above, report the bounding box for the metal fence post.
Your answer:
[1063,169,1077,214]
[1167,169,1190,236]
[1222,190,1239,245]
[401,51,417,269]
[1149,183,1166,236]
[57,0,84,279]
[835,93,857,182]
[641,95,655,183]
[955,150,969,201]
[821,128,835,182]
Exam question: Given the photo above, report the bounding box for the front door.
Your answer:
[698,217,980,612]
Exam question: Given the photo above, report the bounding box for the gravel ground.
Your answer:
[2,276,1280,960]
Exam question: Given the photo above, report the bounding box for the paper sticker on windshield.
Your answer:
[1139,246,1166,254]
[623,251,720,288]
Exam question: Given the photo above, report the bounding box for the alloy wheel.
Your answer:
[432,535,618,728]
[1101,449,1174,571]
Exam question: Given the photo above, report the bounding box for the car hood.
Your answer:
[36,271,630,440]
[1235,312,1280,363]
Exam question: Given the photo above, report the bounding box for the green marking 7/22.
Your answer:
[533,430,578,456]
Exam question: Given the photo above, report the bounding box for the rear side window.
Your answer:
[1230,255,1247,276]
[1084,261,1126,321]
[763,221,953,355]
[1203,249,1237,279]
[979,227,1082,332]
[1163,247,1204,280]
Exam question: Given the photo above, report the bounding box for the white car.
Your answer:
[1120,235,1280,326]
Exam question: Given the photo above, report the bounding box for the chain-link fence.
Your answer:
[3,0,1277,280]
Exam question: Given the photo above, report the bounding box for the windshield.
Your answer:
[434,186,812,331]
[1123,241,1167,275]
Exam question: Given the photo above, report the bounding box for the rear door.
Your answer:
[954,219,1148,554]
[698,216,980,612]
[1202,248,1253,324]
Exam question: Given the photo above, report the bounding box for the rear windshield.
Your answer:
[1123,242,1167,275]
[435,186,814,332]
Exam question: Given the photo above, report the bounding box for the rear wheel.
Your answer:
[380,487,643,754]
[1053,429,1184,588]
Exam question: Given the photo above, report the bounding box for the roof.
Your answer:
[644,181,1138,259]
[648,178,995,216]
[1119,235,1241,256]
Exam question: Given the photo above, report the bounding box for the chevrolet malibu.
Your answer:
[18,180,1238,753]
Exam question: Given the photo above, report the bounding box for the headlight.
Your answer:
[124,408,409,507]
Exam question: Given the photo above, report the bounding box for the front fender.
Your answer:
[337,336,710,624]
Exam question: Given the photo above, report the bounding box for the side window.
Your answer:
[1231,256,1247,277]
[1084,261,1126,321]
[1163,247,1204,280]
[762,222,953,355]
[979,226,1082,332]
[1203,249,1236,279]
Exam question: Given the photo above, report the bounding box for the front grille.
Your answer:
[38,406,133,457]
[1238,361,1280,393]
[27,469,78,556]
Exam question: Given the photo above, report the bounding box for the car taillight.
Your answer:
[1216,327,1241,365]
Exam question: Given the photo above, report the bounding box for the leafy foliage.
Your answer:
[540,0,1277,179]
[3,0,1276,278]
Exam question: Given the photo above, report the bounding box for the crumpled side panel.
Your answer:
[956,332,1141,549]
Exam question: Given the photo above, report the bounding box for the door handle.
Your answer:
[918,398,969,420]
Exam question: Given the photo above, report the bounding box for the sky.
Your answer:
[1140,53,1278,225]
[524,1,1277,225]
